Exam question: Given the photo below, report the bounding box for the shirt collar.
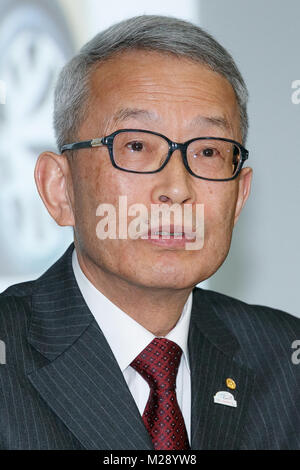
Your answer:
[72,249,192,373]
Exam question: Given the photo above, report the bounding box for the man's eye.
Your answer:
[202,147,218,157]
[126,141,144,151]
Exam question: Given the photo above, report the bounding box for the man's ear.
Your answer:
[234,167,253,225]
[34,151,75,227]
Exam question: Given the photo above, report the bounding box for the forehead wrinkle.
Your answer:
[111,107,160,126]
[189,115,231,132]
[109,108,233,138]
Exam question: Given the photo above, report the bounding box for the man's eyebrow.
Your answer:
[111,108,231,131]
[111,107,159,124]
[190,115,231,130]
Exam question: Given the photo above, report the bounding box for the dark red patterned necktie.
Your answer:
[130,337,190,450]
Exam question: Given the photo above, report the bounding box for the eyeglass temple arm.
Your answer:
[242,149,249,161]
[60,138,104,153]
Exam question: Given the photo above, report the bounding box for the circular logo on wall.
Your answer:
[0,0,75,275]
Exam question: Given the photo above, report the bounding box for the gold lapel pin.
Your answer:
[226,378,236,390]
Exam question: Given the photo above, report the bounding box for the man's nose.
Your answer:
[151,149,196,205]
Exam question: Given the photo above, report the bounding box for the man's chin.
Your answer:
[120,268,208,291]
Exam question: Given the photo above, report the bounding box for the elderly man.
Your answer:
[0,15,299,451]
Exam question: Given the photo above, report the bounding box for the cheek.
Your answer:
[203,184,238,239]
[95,169,149,210]
[70,158,107,242]
[74,160,149,242]
[74,157,117,210]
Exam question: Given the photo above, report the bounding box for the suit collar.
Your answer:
[189,286,241,358]
[28,243,94,361]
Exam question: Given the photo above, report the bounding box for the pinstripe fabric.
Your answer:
[189,289,300,449]
[0,243,299,449]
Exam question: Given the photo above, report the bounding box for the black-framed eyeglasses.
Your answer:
[60,128,249,181]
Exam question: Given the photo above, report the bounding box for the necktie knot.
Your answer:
[130,337,182,391]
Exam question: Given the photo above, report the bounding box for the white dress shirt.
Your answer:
[72,249,192,443]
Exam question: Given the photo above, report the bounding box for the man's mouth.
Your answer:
[145,224,197,240]
[152,231,185,237]
[137,225,197,249]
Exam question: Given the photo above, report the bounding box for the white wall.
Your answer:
[85,0,199,38]
[199,0,300,317]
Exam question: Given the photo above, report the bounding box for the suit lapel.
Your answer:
[27,244,153,450]
[189,288,255,450]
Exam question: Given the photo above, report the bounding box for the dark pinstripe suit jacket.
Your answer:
[0,243,299,450]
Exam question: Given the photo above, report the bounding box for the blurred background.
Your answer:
[0,0,299,317]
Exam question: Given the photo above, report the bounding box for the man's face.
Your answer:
[68,50,251,290]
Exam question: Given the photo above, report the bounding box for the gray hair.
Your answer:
[54,15,248,153]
